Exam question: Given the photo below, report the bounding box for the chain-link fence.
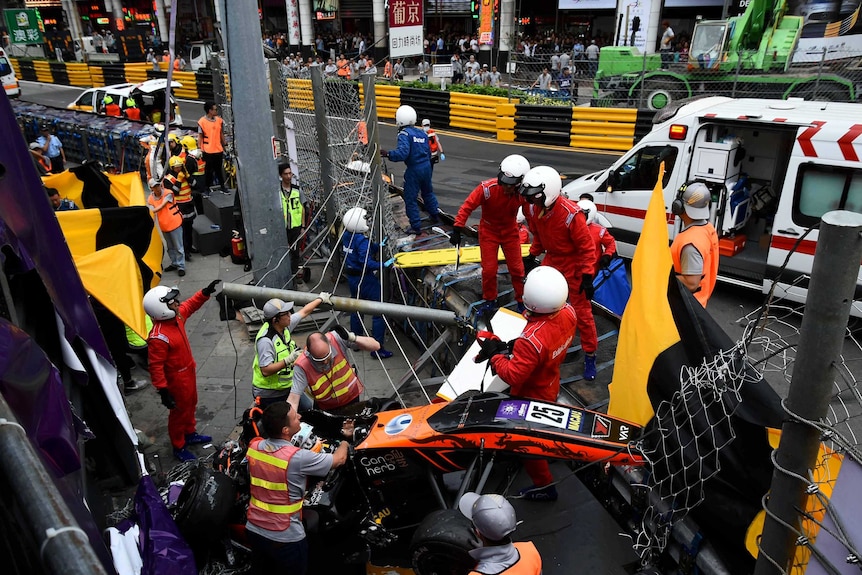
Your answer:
[593,47,862,110]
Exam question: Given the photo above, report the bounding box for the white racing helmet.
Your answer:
[577,199,597,225]
[395,105,417,129]
[522,266,568,314]
[458,492,518,541]
[498,154,531,186]
[143,285,179,320]
[343,207,370,234]
[520,165,562,208]
[263,298,294,321]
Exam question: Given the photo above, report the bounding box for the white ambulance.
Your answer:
[562,96,862,314]
[0,47,20,98]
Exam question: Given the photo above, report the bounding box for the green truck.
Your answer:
[593,0,859,109]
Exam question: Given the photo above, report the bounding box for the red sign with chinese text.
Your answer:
[388,0,423,28]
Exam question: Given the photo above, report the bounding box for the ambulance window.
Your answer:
[794,165,862,226]
[614,145,678,191]
[0,57,11,76]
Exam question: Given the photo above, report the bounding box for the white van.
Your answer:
[562,96,862,314]
[67,79,183,125]
[0,47,20,98]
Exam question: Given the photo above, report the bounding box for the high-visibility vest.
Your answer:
[427,129,440,154]
[468,542,542,575]
[337,58,350,78]
[125,107,141,121]
[105,103,121,117]
[358,121,368,145]
[670,222,719,308]
[252,324,298,391]
[163,171,192,204]
[246,438,303,531]
[36,154,51,173]
[293,332,363,410]
[197,116,224,154]
[125,316,153,349]
[147,191,183,232]
[281,185,303,230]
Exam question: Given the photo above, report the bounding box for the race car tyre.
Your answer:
[410,509,480,575]
[174,464,236,546]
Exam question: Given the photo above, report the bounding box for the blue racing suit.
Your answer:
[342,230,387,347]
[386,125,439,234]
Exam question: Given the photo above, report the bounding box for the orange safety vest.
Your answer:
[246,438,303,531]
[293,332,364,410]
[147,192,183,232]
[197,116,224,154]
[105,103,121,117]
[163,171,192,203]
[125,107,141,121]
[670,222,719,308]
[36,154,51,173]
[337,58,350,78]
[357,121,368,145]
[173,57,181,70]
[468,542,542,575]
[427,129,440,154]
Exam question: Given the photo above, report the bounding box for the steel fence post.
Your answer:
[638,49,647,109]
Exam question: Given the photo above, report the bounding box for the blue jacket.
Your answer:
[342,231,383,273]
[387,126,431,169]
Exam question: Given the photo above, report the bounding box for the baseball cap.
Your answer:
[29,142,41,150]
[421,118,430,126]
[148,178,160,188]
[458,492,518,540]
[681,182,711,219]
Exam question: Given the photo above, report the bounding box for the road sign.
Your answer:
[388,0,424,58]
[3,9,44,45]
[432,64,453,78]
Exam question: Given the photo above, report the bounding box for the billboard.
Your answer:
[389,0,424,58]
[559,0,617,10]
[3,8,45,45]
[479,0,495,44]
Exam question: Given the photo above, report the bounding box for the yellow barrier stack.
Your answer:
[450,92,512,133]
[570,108,639,151]
[124,62,148,84]
[369,84,400,120]
[172,71,199,99]
[66,63,92,87]
[9,57,21,77]
[286,78,314,110]
[89,64,105,87]
[496,103,517,142]
[32,60,53,83]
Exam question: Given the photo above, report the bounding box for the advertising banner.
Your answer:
[559,0,616,10]
[479,0,495,44]
[3,8,44,45]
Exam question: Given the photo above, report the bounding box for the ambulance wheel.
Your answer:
[643,79,686,111]
[410,509,480,575]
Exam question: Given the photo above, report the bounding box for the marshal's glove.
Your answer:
[158,388,176,410]
[598,254,612,270]
[474,332,509,363]
[285,349,302,366]
[380,149,389,158]
[580,273,595,300]
[202,279,221,297]
[318,291,333,305]
[449,227,462,246]
[522,255,540,275]
[333,324,357,342]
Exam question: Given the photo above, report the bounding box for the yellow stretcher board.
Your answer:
[393,244,531,269]
[437,307,528,401]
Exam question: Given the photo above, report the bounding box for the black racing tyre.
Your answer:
[173,464,236,543]
[410,509,480,575]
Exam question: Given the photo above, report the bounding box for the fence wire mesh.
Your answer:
[629,274,862,573]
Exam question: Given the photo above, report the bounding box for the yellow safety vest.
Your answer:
[281,185,303,230]
[252,324,298,390]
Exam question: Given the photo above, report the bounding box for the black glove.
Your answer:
[599,254,612,270]
[380,149,389,158]
[158,388,176,409]
[522,256,540,275]
[333,324,356,342]
[202,279,221,296]
[449,227,462,246]
[580,274,595,300]
[474,337,509,363]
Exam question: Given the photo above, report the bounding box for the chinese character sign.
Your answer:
[389,0,423,58]
[479,0,495,45]
[285,0,300,44]
[4,9,44,45]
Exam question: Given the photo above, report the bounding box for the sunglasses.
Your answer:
[309,344,333,363]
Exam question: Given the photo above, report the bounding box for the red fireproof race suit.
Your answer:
[524,197,597,354]
[587,222,617,274]
[491,304,577,486]
[453,178,525,302]
[148,290,209,449]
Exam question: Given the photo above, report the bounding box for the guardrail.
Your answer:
[11,57,654,152]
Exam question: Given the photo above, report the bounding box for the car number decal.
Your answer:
[385,413,413,435]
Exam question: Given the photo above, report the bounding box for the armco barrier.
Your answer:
[66,63,92,87]
[496,103,516,142]
[195,72,215,102]
[49,61,70,85]
[449,92,510,134]
[513,104,573,146]
[361,83,399,120]
[32,60,53,83]
[286,78,314,110]
[400,87,449,128]
[100,64,127,86]
[17,60,37,82]
[172,71,199,99]
[124,62,148,84]
[569,108,656,150]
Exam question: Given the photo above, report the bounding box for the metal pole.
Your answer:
[638,50,647,108]
[0,394,108,575]
[223,0,293,288]
[362,74,386,298]
[222,282,462,325]
[310,64,338,264]
[813,47,826,98]
[269,59,287,146]
[732,49,742,98]
[753,210,862,574]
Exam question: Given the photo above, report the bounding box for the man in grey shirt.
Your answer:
[245,401,352,574]
[532,67,552,91]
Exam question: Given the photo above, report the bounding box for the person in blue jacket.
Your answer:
[341,207,393,359]
[381,105,440,236]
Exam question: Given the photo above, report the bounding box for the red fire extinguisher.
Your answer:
[231,231,247,264]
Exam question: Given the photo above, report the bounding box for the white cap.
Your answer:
[458,492,518,540]
[148,178,160,188]
[421,118,431,126]
[682,182,711,219]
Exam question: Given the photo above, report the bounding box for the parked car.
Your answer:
[67,79,183,125]
[0,47,20,98]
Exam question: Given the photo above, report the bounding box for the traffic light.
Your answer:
[471,0,480,18]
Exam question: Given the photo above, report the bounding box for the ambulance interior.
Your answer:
[686,122,793,284]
